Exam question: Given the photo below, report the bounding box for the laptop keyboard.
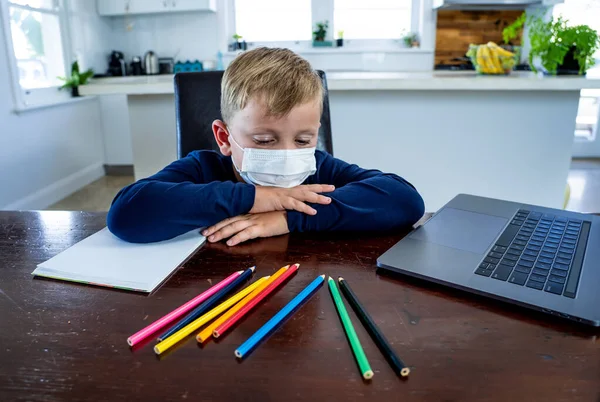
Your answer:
[475,209,590,298]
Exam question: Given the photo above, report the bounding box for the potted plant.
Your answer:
[313,20,332,47]
[58,61,93,97]
[336,30,344,47]
[504,12,600,75]
[232,33,247,51]
[402,32,419,48]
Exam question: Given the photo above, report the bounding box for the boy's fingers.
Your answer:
[300,184,335,193]
[299,190,331,205]
[208,218,253,242]
[227,226,258,246]
[203,215,248,236]
[285,198,316,215]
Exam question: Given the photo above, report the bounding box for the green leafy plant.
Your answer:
[503,12,600,74]
[337,30,344,39]
[402,32,419,48]
[58,61,93,90]
[502,13,526,45]
[232,33,242,41]
[313,20,328,42]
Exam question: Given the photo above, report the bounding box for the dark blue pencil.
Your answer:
[157,266,255,341]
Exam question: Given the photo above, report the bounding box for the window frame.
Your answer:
[228,0,422,53]
[0,0,74,110]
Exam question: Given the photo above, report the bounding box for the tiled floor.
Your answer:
[47,175,134,212]
[47,161,600,213]
[566,160,600,213]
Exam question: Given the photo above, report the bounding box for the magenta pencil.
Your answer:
[127,270,243,346]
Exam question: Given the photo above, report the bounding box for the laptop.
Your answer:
[377,194,600,326]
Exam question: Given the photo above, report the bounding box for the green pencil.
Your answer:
[328,276,373,380]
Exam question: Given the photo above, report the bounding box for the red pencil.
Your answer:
[212,263,300,338]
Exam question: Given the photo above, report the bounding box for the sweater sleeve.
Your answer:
[107,154,255,243]
[286,153,424,233]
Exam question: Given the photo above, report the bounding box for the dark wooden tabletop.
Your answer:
[1,211,599,402]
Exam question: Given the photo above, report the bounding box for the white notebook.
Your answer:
[32,228,206,293]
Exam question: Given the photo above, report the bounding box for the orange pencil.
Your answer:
[196,265,289,343]
[213,263,300,338]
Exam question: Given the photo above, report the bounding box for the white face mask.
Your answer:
[228,132,317,188]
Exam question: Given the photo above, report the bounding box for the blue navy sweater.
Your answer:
[107,150,425,243]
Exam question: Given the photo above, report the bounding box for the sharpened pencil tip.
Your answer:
[320,274,325,278]
[236,270,244,274]
[249,266,256,272]
[328,276,334,281]
[338,277,344,282]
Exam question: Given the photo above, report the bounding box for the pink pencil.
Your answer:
[127,270,243,347]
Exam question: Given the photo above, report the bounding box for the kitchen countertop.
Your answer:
[79,71,600,96]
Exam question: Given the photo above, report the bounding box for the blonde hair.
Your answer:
[220,47,323,123]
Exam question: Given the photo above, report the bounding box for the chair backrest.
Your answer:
[174,70,333,159]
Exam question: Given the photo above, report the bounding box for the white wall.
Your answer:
[107,11,220,65]
[69,0,115,73]
[0,1,107,210]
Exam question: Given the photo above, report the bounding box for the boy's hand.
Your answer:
[250,184,335,215]
[203,211,290,246]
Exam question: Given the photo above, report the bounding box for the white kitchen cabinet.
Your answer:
[97,0,127,16]
[97,0,216,16]
[170,0,216,13]
[543,0,565,5]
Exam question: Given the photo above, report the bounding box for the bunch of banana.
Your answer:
[467,42,516,74]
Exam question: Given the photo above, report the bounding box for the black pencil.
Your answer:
[338,277,410,377]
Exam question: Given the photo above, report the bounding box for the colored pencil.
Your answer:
[153,276,269,355]
[338,277,410,377]
[157,266,255,341]
[196,265,289,343]
[213,263,300,338]
[235,274,325,359]
[328,276,373,380]
[127,270,242,347]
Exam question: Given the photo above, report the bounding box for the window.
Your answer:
[553,0,600,150]
[334,0,412,40]
[231,0,414,48]
[234,0,312,42]
[1,0,71,108]
[553,0,600,60]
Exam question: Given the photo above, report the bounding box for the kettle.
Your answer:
[131,56,143,76]
[144,51,159,75]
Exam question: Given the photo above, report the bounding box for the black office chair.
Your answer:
[174,70,333,159]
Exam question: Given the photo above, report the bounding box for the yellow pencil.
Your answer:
[196,265,289,343]
[154,276,269,355]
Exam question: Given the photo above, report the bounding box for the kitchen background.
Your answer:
[1,0,599,213]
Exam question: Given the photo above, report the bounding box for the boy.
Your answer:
[107,48,425,245]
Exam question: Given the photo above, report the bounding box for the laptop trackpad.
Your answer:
[409,208,508,255]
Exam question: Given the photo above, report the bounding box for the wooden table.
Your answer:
[1,211,599,401]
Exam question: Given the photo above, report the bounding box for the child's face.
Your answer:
[214,96,321,171]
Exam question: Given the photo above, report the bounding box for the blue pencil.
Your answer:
[158,266,255,341]
[234,274,325,359]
